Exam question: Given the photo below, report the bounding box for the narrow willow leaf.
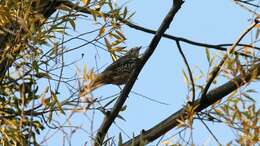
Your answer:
[115,30,126,40]
[110,32,122,40]
[35,72,52,79]
[205,47,211,66]
[104,37,111,49]
[118,133,123,146]
[182,69,189,84]
[69,19,76,30]
[110,52,117,61]
[123,7,128,19]
[91,10,97,21]
[99,25,105,37]
[51,91,65,115]
[111,39,124,46]
[126,12,136,20]
[110,47,125,52]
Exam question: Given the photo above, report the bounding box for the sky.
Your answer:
[38,0,260,145]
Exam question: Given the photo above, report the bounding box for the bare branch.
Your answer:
[61,1,259,57]
[198,115,221,145]
[94,1,184,145]
[176,41,195,102]
[122,61,260,146]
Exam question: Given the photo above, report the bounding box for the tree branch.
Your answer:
[176,41,195,102]
[94,0,184,145]
[201,20,258,100]
[61,1,260,57]
[122,61,260,146]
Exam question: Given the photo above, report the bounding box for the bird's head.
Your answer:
[125,46,141,58]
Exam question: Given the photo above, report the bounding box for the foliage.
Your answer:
[0,0,259,146]
[0,0,132,145]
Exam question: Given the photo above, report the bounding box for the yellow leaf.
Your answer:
[105,38,118,61]
[255,24,260,28]
[115,30,126,40]
[244,46,250,55]
[83,64,87,80]
[111,39,124,46]
[41,97,50,106]
[110,46,125,52]
[110,52,117,61]
[51,91,65,115]
[90,10,97,21]
[99,25,105,37]
[82,0,90,6]
[213,108,223,116]
[110,32,121,40]
[89,69,94,81]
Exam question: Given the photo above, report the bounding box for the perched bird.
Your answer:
[89,46,141,89]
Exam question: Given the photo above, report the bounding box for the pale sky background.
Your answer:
[39,0,260,145]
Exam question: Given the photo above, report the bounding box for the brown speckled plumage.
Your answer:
[90,47,141,88]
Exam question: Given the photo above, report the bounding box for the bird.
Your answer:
[89,46,141,89]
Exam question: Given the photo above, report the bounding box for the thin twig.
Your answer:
[197,115,221,145]
[176,41,195,102]
[131,91,170,105]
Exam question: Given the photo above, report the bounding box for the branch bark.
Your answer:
[94,0,184,145]
[122,61,260,146]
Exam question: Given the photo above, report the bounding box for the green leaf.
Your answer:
[205,47,211,66]
[32,60,39,73]
[51,91,65,115]
[69,19,76,30]
[123,7,128,19]
[35,72,52,79]
[182,69,189,84]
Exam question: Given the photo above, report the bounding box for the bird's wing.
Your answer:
[102,56,130,72]
[102,57,139,75]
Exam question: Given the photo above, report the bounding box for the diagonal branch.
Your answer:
[122,61,260,146]
[201,20,258,100]
[93,0,184,145]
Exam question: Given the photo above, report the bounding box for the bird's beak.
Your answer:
[137,46,142,51]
